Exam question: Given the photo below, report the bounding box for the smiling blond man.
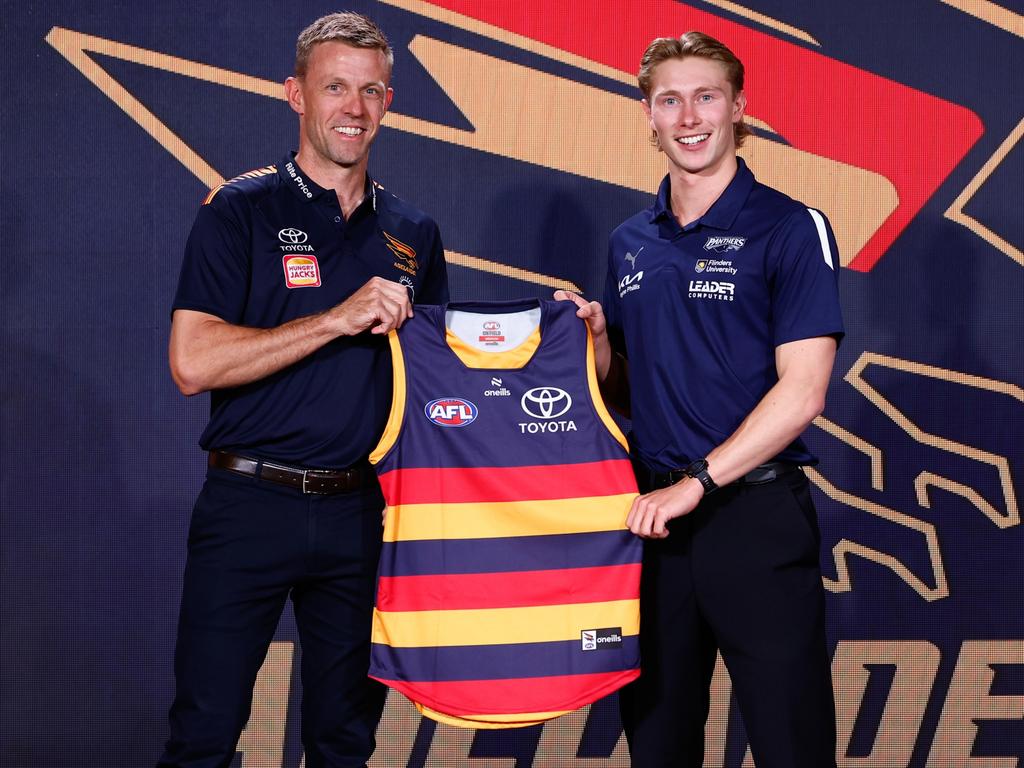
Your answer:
[559,32,842,767]
[159,13,448,767]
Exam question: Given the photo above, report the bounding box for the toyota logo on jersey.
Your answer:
[521,387,572,419]
[425,398,478,427]
[277,227,308,244]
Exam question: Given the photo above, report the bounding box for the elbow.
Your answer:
[801,390,827,426]
[169,354,208,397]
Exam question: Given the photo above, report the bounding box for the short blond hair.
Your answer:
[295,12,393,78]
[638,31,751,147]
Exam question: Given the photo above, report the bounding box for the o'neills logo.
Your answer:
[282,255,321,288]
[581,627,623,651]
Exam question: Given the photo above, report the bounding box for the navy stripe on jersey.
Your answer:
[371,636,640,682]
[378,529,640,577]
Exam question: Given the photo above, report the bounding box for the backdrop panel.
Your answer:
[2,1,1022,766]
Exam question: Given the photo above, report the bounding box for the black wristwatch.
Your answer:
[683,459,718,495]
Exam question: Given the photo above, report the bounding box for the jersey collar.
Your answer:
[649,156,755,233]
[278,152,381,214]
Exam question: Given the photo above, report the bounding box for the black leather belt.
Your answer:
[654,461,799,490]
[208,450,373,495]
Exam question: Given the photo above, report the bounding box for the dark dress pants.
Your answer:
[620,469,837,768]
[157,466,388,768]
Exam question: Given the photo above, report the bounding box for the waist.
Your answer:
[208,450,376,495]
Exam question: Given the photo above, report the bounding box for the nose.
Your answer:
[679,101,698,127]
[340,89,364,116]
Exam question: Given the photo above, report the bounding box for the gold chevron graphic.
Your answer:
[382,0,895,267]
[46,20,896,271]
[939,0,1024,37]
[845,351,1021,523]
[804,352,1022,601]
[43,26,578,293]
[915,471,1019,529]
[806,467,949,601]
[812,415,885,491]
[944,116,1024,267]
[691,0,821,45]
[940,0,1022,267]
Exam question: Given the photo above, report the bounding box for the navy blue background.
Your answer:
[2,1,1022,766]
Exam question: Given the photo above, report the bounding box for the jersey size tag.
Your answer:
[282,254,322,288]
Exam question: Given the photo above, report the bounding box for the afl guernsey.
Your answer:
[368,299,641,728]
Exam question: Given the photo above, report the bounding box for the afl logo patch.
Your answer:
[282,254,321,288]
[425,398,478,427]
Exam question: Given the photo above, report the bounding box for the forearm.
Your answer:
[704,336,835,486]
[705,376,823,486]
[169,309,343,395]
[598,349,631,417]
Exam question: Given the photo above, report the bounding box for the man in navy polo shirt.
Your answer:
[559,31,841,768]
[159,12,448,768]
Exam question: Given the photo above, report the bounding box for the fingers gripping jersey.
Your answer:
[369,299,641,728]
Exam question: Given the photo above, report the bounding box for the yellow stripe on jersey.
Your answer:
[382,493,636,542]
[416,703,566,729]
[372,599,639,648]
[586,324,629,452]
[445,325,541,369]
[370,330,406,465]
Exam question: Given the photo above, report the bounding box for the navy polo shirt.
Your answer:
[603,158,843,473]
[172,153,449,468]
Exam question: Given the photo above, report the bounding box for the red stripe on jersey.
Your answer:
[376,563,641,612]
[378,459,636,505]
[373,669,640,717]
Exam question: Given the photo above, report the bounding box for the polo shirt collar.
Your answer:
[278,152,380,213]
[649,157,755,232]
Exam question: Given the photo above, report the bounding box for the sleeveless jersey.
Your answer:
[368,299,642,728]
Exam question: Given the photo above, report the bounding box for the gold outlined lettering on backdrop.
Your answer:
[246,640,1024,766]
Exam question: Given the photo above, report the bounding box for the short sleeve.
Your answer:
[417,220,449,305]
[601,240,628,358]
[768,207,844,348]
[171,196,251,323]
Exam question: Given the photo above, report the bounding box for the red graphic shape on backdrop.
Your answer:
[426,0,983,271]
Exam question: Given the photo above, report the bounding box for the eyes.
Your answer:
[660,92,718,107]
[325,83,385,98]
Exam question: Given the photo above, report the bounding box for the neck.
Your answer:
[294,150,368,220]
[668,154,738,228]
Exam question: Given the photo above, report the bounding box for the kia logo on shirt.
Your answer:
[521,387,572,419]
[278,228,308,244]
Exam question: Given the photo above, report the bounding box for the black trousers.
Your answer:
[157,466,388,768]
[620,468,837,768]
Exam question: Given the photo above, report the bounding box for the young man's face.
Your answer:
[287,41,393,173]
[642,56,746,179]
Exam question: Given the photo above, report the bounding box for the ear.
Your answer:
[285,76,304,116]
[641,98,654,129]
[383,86,394,115]
[733,90,747,123]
